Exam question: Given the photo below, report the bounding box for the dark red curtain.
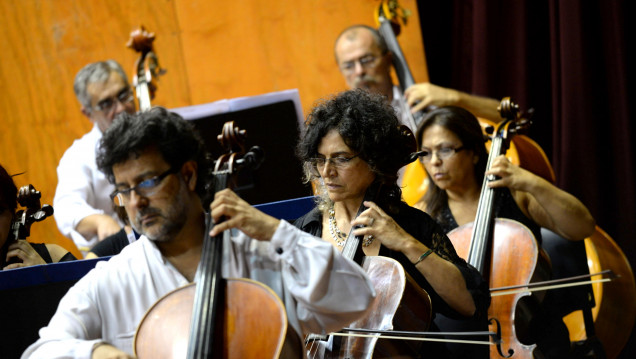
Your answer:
[417,0,634,357]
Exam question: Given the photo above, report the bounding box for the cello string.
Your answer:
[304,334,319,359]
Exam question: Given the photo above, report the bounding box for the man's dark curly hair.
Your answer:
[297,89,415,209]
[96,107,213,206]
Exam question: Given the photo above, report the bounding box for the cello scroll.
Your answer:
[10,185,54,242]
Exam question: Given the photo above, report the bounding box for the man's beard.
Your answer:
[134,200,189,243]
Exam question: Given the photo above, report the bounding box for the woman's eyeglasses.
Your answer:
[307,154,360,176]
[418,147,465,164]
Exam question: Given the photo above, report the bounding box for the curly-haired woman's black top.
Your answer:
[294,202,489,320]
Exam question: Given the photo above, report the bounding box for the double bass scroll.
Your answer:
[127,25,166,112]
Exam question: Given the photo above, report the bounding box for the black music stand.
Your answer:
[172,89,312,205]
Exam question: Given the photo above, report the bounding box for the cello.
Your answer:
[447,98,551,358]
[134,122,287,358]
[1,184,55,267]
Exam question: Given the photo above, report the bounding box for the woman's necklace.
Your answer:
[328,206,375,247]
[328,207,347,247]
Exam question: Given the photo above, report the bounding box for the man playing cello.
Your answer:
[22,107,375,359]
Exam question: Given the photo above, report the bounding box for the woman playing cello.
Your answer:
[414,106,596,358]
[294,89,490,358]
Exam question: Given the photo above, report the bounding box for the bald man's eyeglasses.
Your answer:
[339,55,380,73]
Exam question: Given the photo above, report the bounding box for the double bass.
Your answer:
[134,122,287,358]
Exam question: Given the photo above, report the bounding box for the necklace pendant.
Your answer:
[362,235,374,247]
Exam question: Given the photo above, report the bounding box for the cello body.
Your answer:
[306,256,432,358]
[448,218,551,358]
[134,277,287,359]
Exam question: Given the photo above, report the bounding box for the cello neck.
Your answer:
[466,98,528,274]
[467,135,505,273]
[187,122,254,358]
[136,82,152,112]
[187,170,229,359]
[376,0,416,92]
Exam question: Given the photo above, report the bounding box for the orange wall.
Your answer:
[0,0,428,258]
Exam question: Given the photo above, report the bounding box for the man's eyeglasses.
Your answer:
[418,146,465,164]
[92,87,134,113]
[339,54,381,73]
[307,154,360,176]
[110,167,178,207]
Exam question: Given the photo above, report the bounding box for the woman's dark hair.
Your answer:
[0,164,17,215]
[297,89,416,210]
[415,106,488,219]
[1,164,18,260]
[96,107,213,206]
